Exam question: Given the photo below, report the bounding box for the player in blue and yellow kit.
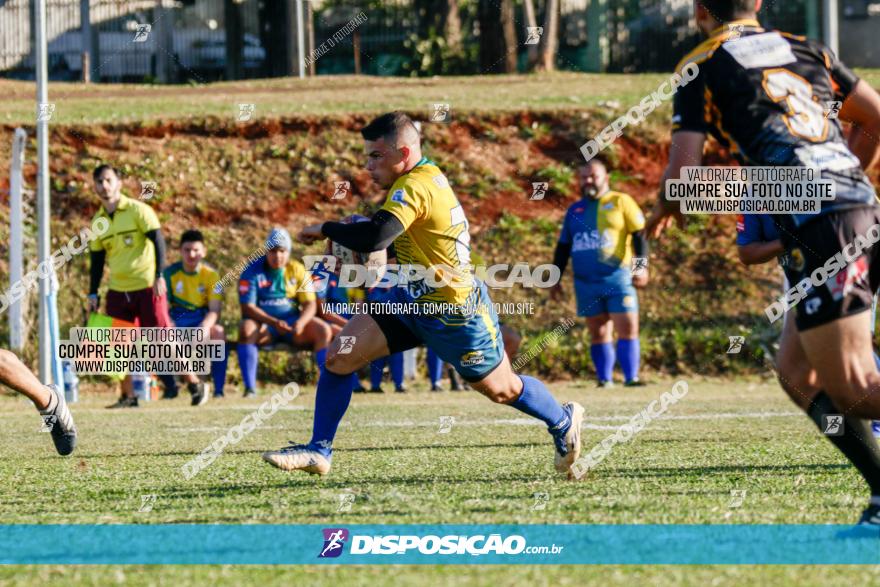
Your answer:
[237,228,333,398]
[262,112,584,477]
[552,159,649,387]
[163,230,228,403]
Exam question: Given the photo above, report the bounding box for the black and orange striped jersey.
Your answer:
[672,19,877,224]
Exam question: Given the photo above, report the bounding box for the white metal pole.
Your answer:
[9,128,26,352]
[823,0,839,56]
[34,0,52,382]
[296,0,305,78]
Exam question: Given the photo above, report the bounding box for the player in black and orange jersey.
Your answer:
[648,0,880,526]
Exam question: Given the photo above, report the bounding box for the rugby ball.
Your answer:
[329,214,387,278]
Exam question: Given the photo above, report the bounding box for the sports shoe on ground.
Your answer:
[39,385,77,456]
[597,380,614,388]
[448,367,464,391]
[369,386,385,394]
[550,402,585,478]
[430,384,442,392]
[189,382,210,406]
[836,503,880,538]
[213,391,224,399]
[161,390,178,400]
[624,379,647,388]
[872,421,880,439]
[353,381,366,393]
[106,396,139,409]
[395,384,407,393]
[261,443,331,475]
[243,388,257,398]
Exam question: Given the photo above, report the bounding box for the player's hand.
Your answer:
[297,223,326,244]
[646,201,682,239]
[274,318,294,335]
[632,271,649,288]
[153,275,167,298]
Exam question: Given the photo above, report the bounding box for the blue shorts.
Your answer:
[574,280,638,318]
[369,281,504,381]
[169,309,207,328]
[265,312,300,344]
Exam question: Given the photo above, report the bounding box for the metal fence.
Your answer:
[0,0,876,81]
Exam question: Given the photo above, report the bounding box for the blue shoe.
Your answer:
[872,421,880,438]
[549,402,584,477]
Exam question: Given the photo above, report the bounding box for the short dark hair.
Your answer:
[697,0,757,22]
[180,230,205,247]
[92,164,120,180]
[361,111,418,144]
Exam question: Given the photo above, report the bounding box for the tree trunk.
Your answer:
[523,0,539,70]
[478,0,505,73]
[445,0,463,57]
[539,0,559,72]
[501,0,517,73]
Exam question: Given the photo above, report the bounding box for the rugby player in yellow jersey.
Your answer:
[163,230,228,404]
[261,112,584,477]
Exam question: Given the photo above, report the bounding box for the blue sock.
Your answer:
[590,342,615,382]
[316,348,327,370]
[510,375,567,430]
[617,338,641,382]
[211,344,229,396]
[309,369,356,456]
[390,352,404,388]
[237,343,258,391]
[370,358,386,389]
[427,348,443,386]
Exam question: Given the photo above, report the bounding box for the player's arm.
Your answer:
[839,79,880,172]
[241,302,286,330]
[647,131,706,238]
[631,230,649,287]
[738,240,784,265]
[200,299,222,330]
[294,299,318,335]
[88,249,105,311]
[319,211,405,253]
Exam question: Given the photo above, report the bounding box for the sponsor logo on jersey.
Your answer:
[175,280,184,293]
[789,248,806,272]
[460,350,485,367]
[827,256,868,301]
[432,175,450,189]
[257,275,270,288]
[571,229,614,253]
[391,189,407,206]
[736,214,745,233]
[238,279,250,295]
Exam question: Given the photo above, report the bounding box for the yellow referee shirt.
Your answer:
[89,194,161,292]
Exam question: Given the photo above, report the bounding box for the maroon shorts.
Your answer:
[106,288,171,328]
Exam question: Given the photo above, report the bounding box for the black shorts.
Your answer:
[780,206,880,331]
[369,312,422,354]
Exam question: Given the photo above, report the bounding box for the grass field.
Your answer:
[2,377,880,584]
[3,70,880,124]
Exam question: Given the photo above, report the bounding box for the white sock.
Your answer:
[39,388,58,414]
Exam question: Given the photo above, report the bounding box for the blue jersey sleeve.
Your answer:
[736,214,765,247]
[238,266,258,305]
[558,209,573,245]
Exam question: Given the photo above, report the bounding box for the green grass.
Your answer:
[1,377,879,584]
[4,70,880,125]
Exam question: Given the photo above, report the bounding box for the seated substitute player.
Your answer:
[261,112,584,477]
[237,228,333,398]
[0,350,76,455]
[163,229,228,403]
[648,0,880,525]
[552,159,649,387]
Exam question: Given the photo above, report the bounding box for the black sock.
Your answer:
[807,391,880,496]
